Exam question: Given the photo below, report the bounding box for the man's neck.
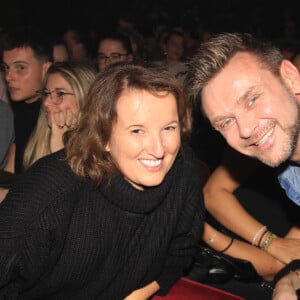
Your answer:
[291,141,300,164]
[24,94,40,104]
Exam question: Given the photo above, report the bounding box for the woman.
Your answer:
[23,61,96,170]
[0,61,96,203]
[154,29,188,85]
[0,63,205,299]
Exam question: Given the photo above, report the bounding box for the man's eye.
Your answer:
[248,97,257,106]
[16,65,26,71]
[223,118,234,127]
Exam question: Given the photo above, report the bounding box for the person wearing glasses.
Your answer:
[0,63,204,299]
[96,31,133,71]
[22,61,96,170]
[0,62,96,203]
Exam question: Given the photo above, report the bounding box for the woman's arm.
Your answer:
[124,281,160,300]
[204,148,300,265]
[203,223,284,281]
[204,148,263,243]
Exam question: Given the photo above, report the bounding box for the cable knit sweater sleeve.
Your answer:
[0,150,77,297]
[155,147,205,295]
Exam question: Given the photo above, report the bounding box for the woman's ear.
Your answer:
[105,142,110,152]
[280,59,300,94]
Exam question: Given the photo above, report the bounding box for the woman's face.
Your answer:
[43,73,79,127]
[106,89,181,190]
[164,34,184,62]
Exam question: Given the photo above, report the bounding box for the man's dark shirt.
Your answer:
[10,99,41,174]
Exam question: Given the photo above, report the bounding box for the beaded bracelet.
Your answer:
[219,237,234,253]
[260,231,277,251]
[252,225,267,246]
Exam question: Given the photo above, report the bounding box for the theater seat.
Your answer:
[152,277,244,300]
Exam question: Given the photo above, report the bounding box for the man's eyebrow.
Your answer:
[237,86,256,104]
[11,61,29,64]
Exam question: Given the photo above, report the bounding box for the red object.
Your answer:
[152,277,244,300]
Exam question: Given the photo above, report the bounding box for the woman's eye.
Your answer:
[131,129,142,134]
[164,126,176,131]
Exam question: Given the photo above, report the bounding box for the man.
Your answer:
[187,32,300,300]
[1,26,53,173]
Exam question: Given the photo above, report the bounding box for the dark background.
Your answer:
[1,0,300,40]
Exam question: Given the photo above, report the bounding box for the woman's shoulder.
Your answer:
[18,149,77,193]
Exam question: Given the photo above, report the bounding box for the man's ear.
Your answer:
[280,59,300,94]
[42,61,52,78]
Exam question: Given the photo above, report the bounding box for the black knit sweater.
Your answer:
[0,147,204,299]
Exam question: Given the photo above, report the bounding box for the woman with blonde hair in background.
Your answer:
[23,61,96,170]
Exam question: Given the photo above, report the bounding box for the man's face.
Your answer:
[2,46,50,103]
[202,52,300,167]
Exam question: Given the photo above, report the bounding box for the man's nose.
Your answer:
[236,115,256,139]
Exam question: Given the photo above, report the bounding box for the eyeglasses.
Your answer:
[36,89,75,105]
[97,53,128,63]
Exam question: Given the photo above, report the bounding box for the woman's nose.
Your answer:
[146,133,165,157]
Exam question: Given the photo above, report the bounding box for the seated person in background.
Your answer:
[62,27,93,63]
[0,63,205,299]
[1,26,53,174]
[52,38,69,62]
[0,77,14,201]
[23,61,96,170]
[96,31,133,72]
[0,61,96,203]
[153,29,188,85]
[0,99,14,170]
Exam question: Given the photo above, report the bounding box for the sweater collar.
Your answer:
[100,158,179,214]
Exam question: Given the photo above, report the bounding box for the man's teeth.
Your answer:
[140,159,162,167]
[255,128,274,146]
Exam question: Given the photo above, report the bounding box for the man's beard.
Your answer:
[258,92,300,167]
